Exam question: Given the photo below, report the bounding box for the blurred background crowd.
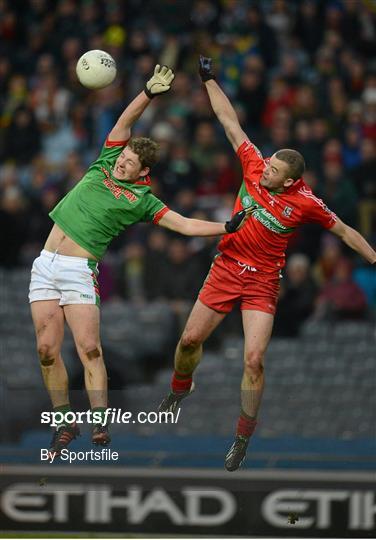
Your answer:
[0,0,375,338]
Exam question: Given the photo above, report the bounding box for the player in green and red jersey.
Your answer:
[158,57,376,472]
[29,64,251,456]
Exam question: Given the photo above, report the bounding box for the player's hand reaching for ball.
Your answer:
[145,65,175,98]
[199,55,216,82]
[224,206,256,233]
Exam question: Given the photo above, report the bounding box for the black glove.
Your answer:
[199,55,216,82]
[225,206,255,233]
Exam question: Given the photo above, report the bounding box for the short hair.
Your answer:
[127,137,159,169]
[275,148,305,181]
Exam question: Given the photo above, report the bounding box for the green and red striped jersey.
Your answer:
[218,140,337,272]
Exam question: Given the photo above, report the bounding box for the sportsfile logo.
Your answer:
[41,408,180,427]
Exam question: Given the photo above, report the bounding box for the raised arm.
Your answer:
[199,56,248,152]
[108,65,174,142]
[330,218,376,264]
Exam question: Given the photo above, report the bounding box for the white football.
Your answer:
[76,50,117,89]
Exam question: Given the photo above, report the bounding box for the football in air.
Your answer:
[76,50,117,89]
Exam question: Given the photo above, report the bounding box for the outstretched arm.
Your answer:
[158,207,253,237]
[199,56,247,152]
[108,65,174,142]
[108,91,150,142]
[330,218,376,264]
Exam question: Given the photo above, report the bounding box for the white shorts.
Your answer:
[29,250,100,306]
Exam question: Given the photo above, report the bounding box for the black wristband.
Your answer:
[200,72,216,83]
[144,86,155,99]
[224,221,233,233]
[224,209,249,233]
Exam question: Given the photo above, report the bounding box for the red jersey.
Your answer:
[218,140,337,272]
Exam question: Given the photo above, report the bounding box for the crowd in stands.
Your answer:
[0,0,375,334]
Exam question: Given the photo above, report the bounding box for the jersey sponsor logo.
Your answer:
[241,191,295,234]
[253,211,294,235]
[101,168,138,203]
[282,206,294,218]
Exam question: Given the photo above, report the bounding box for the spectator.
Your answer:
[0,185,29,267]
[118,243,146,303]
[0,0,373,326]
[160,143,199,200]
[273,253,317,337]
[1,106,41,165]
[294,120,317,168]
[342,126,362,170]
[353,264,376,310]
[190,0,219,34]
[143,229,169,301]
[190,121,220,173]
[163,238,203,329]
[211,151,239,194]
[315,259,368,321]
[293,0,323,58]
[313,234,350,286]
[236,68,266,130]
[320,161,358,227]
[351,138,376,199]
[243,6,277,68]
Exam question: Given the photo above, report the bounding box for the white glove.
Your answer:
[145,64,174,98]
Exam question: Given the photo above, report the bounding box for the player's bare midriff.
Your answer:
[44,224,97,260]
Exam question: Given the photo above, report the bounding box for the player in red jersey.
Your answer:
[159,56,376,471]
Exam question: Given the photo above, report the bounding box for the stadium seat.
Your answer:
[1,263,375,442]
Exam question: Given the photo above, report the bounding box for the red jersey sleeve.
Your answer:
[236,140,265,176]
[300,188,337,229]
[105,136,130,147]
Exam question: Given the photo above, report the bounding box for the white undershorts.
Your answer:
[29,249,100,306]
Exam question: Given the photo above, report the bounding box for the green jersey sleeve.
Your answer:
[142,193,170,224]
[88,137,130,171]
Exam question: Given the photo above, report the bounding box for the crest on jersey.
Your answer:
[242,195,253,208]
[282,205,294,217]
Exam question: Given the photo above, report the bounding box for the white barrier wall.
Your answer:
[1,466,375,536]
